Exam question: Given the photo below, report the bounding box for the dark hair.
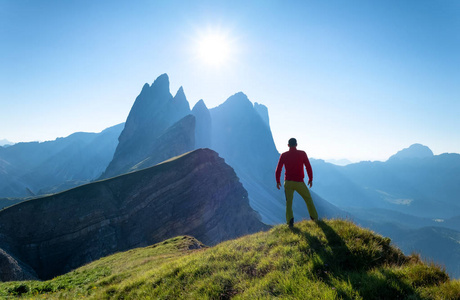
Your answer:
[288,138,297,147]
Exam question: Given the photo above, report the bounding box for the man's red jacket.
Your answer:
[275,147,313,184]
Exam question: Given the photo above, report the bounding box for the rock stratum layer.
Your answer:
[0,149,268,281]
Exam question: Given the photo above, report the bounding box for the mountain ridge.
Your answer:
[0,148,268,281]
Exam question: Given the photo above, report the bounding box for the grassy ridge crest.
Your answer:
[1,219,459,299]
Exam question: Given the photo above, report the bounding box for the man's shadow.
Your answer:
[290,220,422,299]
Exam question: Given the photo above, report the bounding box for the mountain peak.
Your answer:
[192,99,207,111]
[389,143,434,160]
[220,92,253,111]
[148,73,170,97]
[171,86,191,121]
[172,86,187,104]
[152,73,169,86]
[174,86,185,98]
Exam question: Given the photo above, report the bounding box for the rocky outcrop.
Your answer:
[0,247,38,281]
[209,92,283,223]
[0,149,268,281]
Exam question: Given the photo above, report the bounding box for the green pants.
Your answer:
[284,180,318,223]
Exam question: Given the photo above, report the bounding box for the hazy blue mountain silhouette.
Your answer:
[0,123,123,200]
[101,74,193,179]
[325,158,352,166]
[209,92,281,223]
[97,75,347,224]
[0,139,14,147]
[124,114,196,173]
[191,99,212,149]
[360,219,460,278]
[389,143,434,160]
[310,146,460,278]
[311,146,460,219]
[208,92,347,224]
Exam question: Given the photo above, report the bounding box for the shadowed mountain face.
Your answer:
[191,99,212,149]
[102,74,192,179]
[0,149,268,281]
[126,114,196,173]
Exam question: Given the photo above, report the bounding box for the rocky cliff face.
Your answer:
[0,149,268,281]
[0,248,38,281]
[102,74,192,179]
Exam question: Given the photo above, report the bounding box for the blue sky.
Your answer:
[1,0,459,161]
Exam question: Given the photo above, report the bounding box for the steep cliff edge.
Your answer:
[0,149,268,281]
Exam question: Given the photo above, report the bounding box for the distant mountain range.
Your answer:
[0,139,14,147]
[0,124,123,199]
[312,145,460,219]
[311,143,460,278]
[1,73,459,279]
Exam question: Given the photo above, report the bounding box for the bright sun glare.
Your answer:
[196,30,234,67]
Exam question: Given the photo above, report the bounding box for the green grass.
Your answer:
[1,219,458,299]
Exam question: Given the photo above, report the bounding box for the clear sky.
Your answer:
[1,0,459,161]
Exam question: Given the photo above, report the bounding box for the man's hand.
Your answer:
[308,180,313,188]
[277,182,281,190]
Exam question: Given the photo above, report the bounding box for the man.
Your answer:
[275,138,318,227]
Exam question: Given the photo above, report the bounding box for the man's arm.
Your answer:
[303,152,313,188]
[275,154,284,190]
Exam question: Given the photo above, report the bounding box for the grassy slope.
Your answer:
[1,219,459,299]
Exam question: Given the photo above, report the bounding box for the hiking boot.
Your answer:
[289,218,294,228]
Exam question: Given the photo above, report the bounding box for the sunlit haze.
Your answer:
[195,30,234,67]
[1,0,459,162]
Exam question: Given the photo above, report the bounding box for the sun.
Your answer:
[195,29,235,67]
